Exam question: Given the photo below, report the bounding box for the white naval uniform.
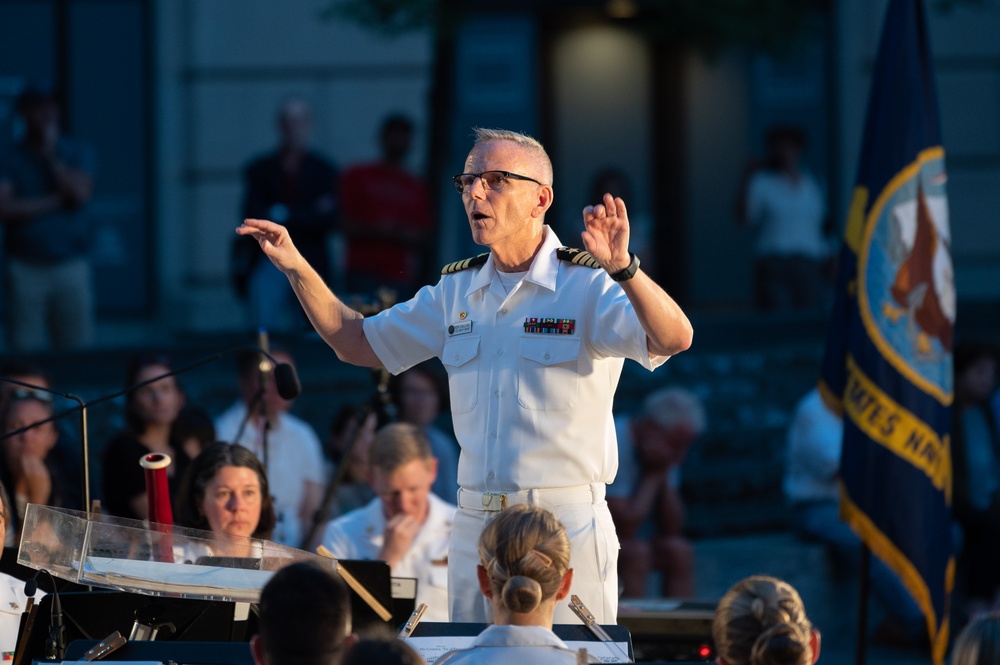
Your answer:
[320,493,455,623]
[0,573,41,659]
[362,226,668,624]
[433,625,596,665]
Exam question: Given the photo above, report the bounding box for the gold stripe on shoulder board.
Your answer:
[556,247,602,269]
[441,252,490,275]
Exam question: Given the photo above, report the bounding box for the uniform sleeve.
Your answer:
[585,273,668,372]
[320,518,358,560]
[363,281,447,374]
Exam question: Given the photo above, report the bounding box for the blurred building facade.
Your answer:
[0,0,996,340]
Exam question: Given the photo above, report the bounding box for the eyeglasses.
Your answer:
[452,171,545,194]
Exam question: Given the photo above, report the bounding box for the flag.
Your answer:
[819,0,954,662]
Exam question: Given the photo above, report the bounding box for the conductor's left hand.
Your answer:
[237,218,306,274]
[581,193,632,274]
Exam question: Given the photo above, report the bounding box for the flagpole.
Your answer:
[855,544,871,665]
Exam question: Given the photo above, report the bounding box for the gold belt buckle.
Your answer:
[482,493,508,511]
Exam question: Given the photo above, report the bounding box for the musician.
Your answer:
[320,423,454,622]
[175,442,276,558]
[435,504,595,664]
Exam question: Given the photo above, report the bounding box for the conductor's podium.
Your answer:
[617,598,717,662]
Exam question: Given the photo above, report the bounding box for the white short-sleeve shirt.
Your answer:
[363,227,666,493]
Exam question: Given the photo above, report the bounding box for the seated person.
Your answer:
[0,392,81,539]
[713,575,820,665]
[435,504,594,664]
[951,612,1000,665]
[784,386,923,644]
[607,387,704,597]
[175,442,276,558]
[341,635,424,665]
[251,560,355,665]
[320,423,454,622]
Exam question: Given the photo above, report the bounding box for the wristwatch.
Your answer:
[609,252,640,282]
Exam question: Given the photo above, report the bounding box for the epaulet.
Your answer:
[556,247,602,269]
[441,253,489,275]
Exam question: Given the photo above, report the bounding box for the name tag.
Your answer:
[448,321,473,336]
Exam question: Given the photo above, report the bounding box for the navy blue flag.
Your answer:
[819,0,954,662]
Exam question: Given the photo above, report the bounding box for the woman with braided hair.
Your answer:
[436,504,595,664]
[713,575,821,665]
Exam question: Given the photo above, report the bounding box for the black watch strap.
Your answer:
[609,252,640,282]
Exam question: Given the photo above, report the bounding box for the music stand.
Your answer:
[64,640,254,665]
[18,590,257,662]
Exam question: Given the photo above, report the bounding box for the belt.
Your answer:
[457,483,606,513]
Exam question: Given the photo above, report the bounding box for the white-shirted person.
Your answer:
[320,422,454,622]
[238,127,693,623]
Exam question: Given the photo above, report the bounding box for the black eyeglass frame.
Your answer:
[452,170,546,194]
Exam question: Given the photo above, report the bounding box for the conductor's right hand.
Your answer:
[237,218,305,274]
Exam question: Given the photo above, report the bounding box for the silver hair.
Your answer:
[471,127,553,183]
[641,387,706,434]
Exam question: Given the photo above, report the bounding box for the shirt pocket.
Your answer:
[517,337,581,411]
[442,336,481,415]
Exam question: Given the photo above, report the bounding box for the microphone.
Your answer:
[0,343,303,510]
[45,586,64,660]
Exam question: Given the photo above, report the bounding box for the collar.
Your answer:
[471,625,568,649]
[465,227,563,298]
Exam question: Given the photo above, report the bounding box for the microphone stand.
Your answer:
[0,344,301,518]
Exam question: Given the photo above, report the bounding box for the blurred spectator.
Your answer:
[784,386,924,646]
[324,404,378,518]
[251,560,355,665]
[339,114,432,299]
[170,403,216,462]
[712,575,820,665]
[234,97,338,332]
[952,342,1000,616]
[0,480,45,652]
[952,612,1000,665]
[390,362,459,503]
[101,355,190,520]
[736,125,831,310]
[0,392,81,539]
[0,83,95,350]
[215,348,324,548]
[320,423,454,622]
[607,387,703,598]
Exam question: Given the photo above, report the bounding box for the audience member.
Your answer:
[0,393,81,539]
[171,403,217,462]
[0,480,44,656]
[321,423,454,622]
[0,82,96,350]
[101,355,189,520]
[783,386,924,645]
[951,342,1000,615]
[736,125,830,310]
[339,114,431,298]
[341,635,424,665]
[952,612,1000,665]
[175,442,276,557]
[215,348,324,548]
[712,575,820,665]
[391,362,459,502]
[607,387,703,598]
[235,97,338,331]
[435,504,591,664]
[251,560,354,665]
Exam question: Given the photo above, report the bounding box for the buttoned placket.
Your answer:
[482,275,521,491]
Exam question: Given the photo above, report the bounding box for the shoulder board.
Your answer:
[441,253,489,275]
[556,247,602,269]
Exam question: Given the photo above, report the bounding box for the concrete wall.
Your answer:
[153,0,434,332]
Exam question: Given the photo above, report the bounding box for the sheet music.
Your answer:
[404,636,630,663]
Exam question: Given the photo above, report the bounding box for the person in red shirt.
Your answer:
[339,114,432,299]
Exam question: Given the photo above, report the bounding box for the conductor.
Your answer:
[238,128,693,624]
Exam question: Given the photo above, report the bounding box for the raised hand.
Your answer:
[237,218,306,274]
[581,193,632,274]
[380,513,421,569]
